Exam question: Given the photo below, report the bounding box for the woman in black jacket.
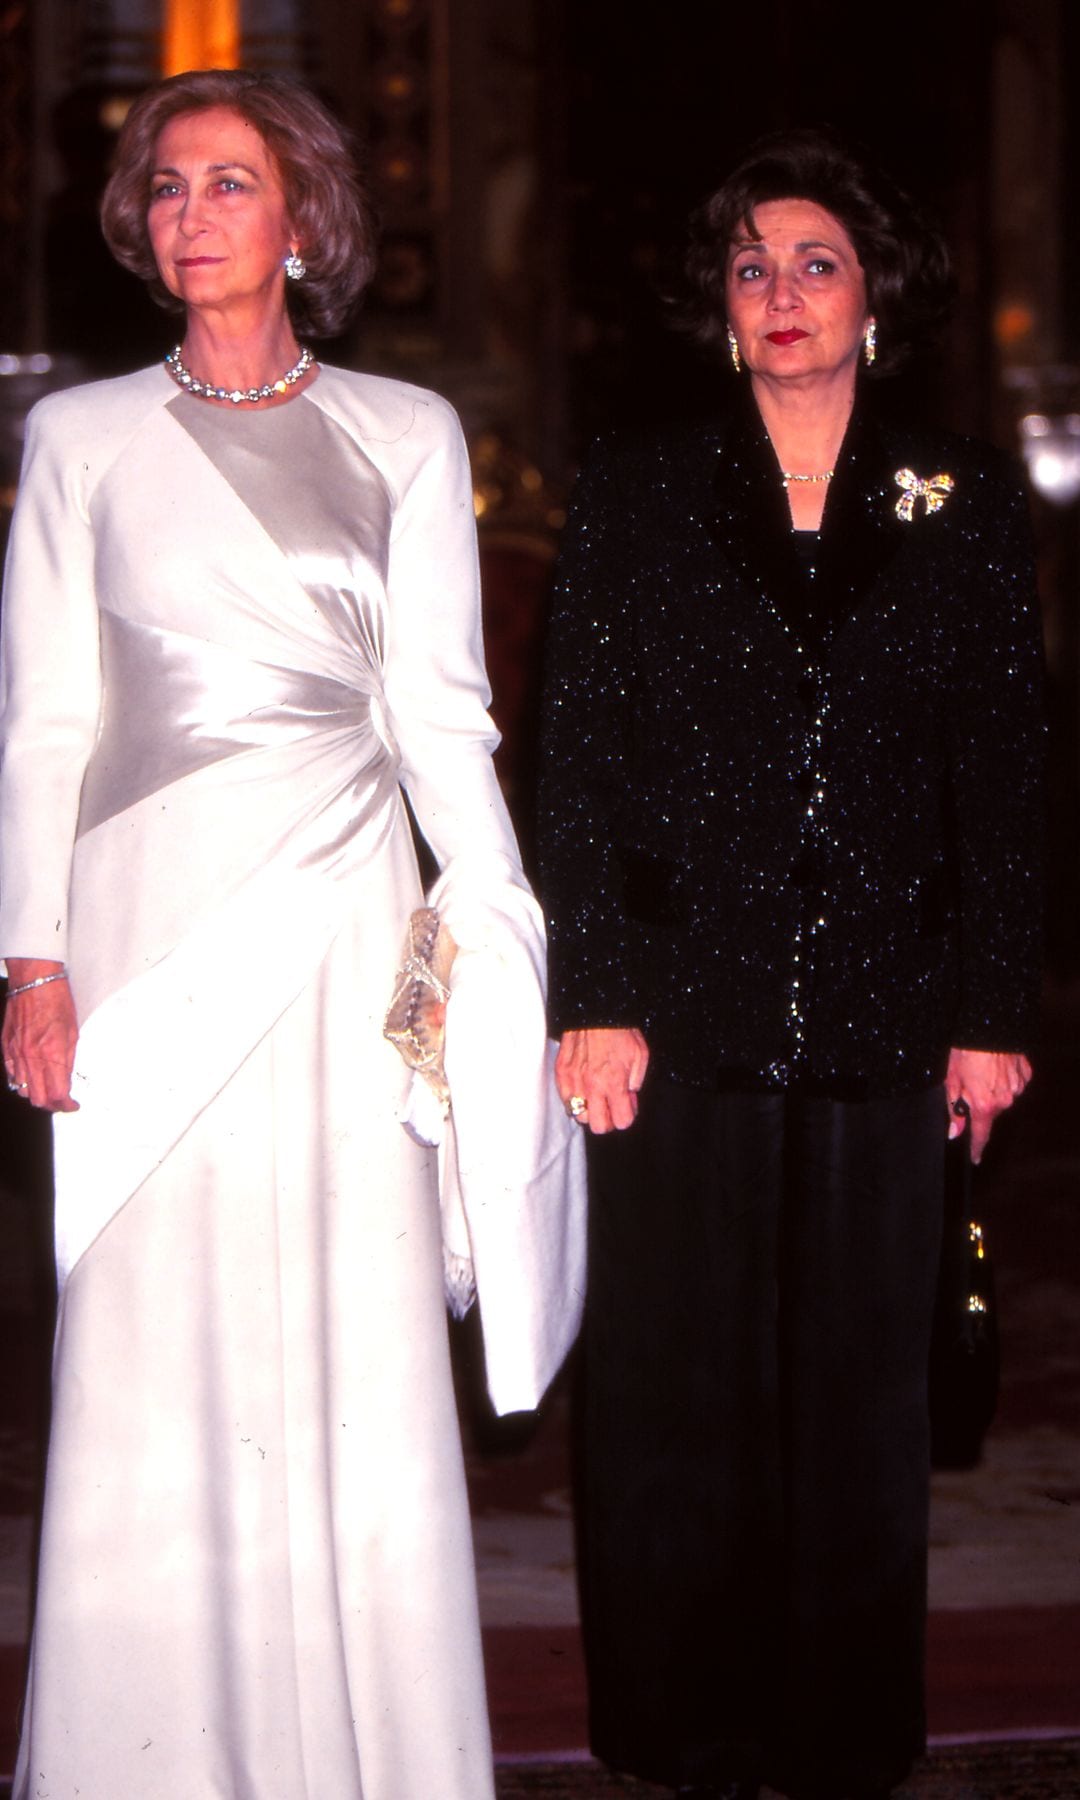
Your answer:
[538,131,1043,1800]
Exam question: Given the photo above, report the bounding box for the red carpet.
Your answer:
[3,1612,1076,1778]
[482,1608,1080,1764]
[924,1605,1080,1742]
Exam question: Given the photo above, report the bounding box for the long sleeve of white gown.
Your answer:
[380,396,529,900]
[377,396,586,1414]
[0,394,104,963]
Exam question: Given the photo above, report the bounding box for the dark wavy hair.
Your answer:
[101,69,376,340]
[681,128,954,377]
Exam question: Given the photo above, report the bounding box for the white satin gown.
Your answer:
[0,364,547,1800]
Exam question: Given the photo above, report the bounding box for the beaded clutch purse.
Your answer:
[383,907,458,1111]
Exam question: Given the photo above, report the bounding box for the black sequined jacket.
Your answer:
[537,395,1045,1097]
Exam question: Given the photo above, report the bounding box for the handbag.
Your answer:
[383,906,457,1111]
[928,1128,1000,1469]
[385,906,477,1313]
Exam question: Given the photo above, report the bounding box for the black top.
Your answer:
[537,392,1045,1098]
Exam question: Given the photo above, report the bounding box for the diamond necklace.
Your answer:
[164,343,316,404]
[781,468,834,484]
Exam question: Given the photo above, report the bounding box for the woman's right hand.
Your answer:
[2,960,80,1112]
[555,1027,649,1135]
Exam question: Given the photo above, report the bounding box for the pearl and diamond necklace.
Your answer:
[164,343,316,404]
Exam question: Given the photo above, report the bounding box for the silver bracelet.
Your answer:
[6,969,69,998]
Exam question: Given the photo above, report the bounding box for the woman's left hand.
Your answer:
[945,1047,1031,1164]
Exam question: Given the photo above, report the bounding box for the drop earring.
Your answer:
[864,317,877,368]
[727,325,741,374]
[284,250,306,281]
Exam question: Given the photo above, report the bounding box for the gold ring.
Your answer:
[568,1094,587,1119]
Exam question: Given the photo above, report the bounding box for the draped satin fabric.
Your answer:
[55,394,408,1280]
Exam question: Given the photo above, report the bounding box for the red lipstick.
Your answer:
[765,329,809,345]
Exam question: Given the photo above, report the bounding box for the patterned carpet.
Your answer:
[493,1739,1080,1797]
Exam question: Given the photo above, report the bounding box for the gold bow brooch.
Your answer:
[893,467,955,522]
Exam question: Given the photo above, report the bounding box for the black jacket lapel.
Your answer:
[813,405,907,643]
[708,393,810,646]
[709,392,907,653]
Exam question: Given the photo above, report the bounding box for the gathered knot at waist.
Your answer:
[78,611,396,836]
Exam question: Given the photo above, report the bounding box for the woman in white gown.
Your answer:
[0,69,581,1800]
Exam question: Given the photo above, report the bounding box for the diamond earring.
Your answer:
[727,325,742,374]
[284,251,306,282]
[864,317,877,368]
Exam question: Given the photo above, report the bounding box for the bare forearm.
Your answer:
[6,957,67,984]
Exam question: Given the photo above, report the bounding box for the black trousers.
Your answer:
[578,1078,945,1798]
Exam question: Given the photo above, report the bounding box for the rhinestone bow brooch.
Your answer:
[893,467,955,522]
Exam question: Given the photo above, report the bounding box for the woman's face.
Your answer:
[147,106,296,318]
[725,198,869,385]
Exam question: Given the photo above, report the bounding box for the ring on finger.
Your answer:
[6,1079,27,1094]
[568,1094,588,1119]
